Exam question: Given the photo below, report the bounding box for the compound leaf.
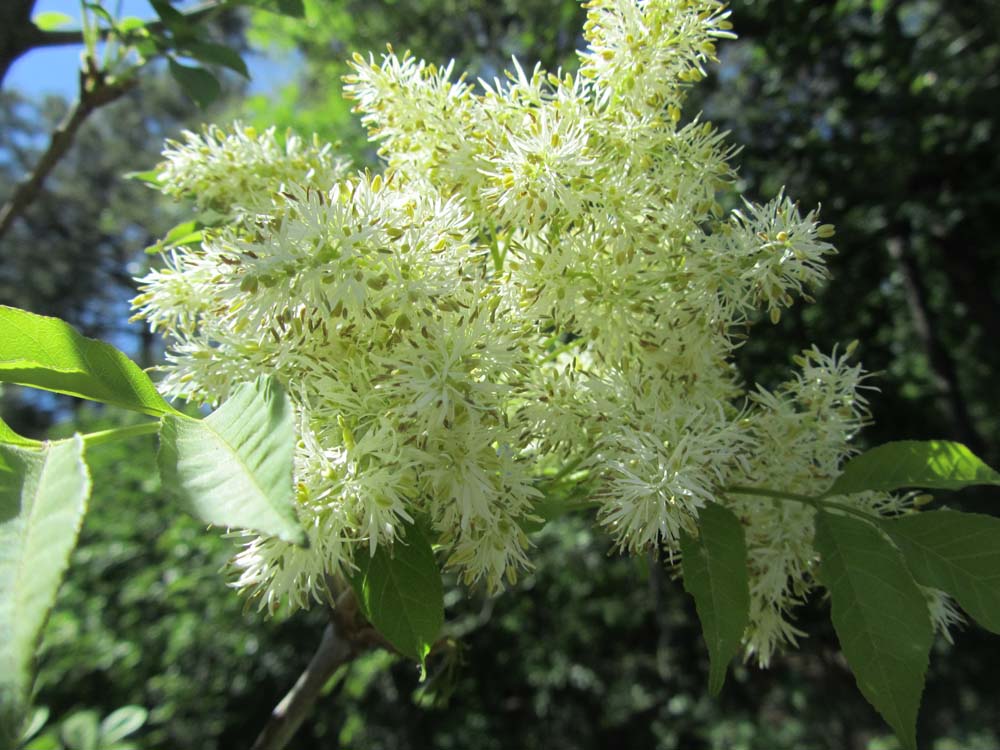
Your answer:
[883,510,1000,634]
[679,502,750,695]
[158,376,305,545]
[826,441,1000,498]
[349,523,443,668]
[815,511,931,750]
[0,306,177,417]
[0,438,90,747]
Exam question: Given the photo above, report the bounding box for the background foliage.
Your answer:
[2,0,998,748]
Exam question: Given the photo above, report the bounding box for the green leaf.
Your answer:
[0,306,178,417]
[168,59,221,109]
[882,510,1000,634]
[20,706,49,744]
[115,16,148,34]
[246,0,307,17]
[149,0,185,25]
[125,169,162,187]
[349,523,444,667]
[83,2,114,28]
[519,486,594,533]
[98,706,147,745]
[158,376,306,545]
[25,731,60,750]
[277,0,306,16]
[679,503,750,695]
[163,220,199,244]
[60,710,99,750]
[33,11,73,30]
[825,440,1000,497]
[0,416,41,448]
[182,41,250,78]
[144,220,202,255]
[0,438,91,748]
[152,220,204,253]
[815,511,932,750]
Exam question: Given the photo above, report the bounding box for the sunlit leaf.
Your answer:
[158,376,306,545]
[815,511,931,750]
[125,169,162,187]
[0,306,178,417]
[83,2,114,27]
[33,12,73,30]
[679,503,750,695]
[60,710,99,750]
[825,441,1000,497]
[0,438,91,748]
[98,705,147,745]
[115,16,148,34]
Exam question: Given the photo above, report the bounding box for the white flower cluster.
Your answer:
[135,0,917,662]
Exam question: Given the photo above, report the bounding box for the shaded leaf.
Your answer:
[168,59,221,109]
[0,439,91,748]
[158,376,306,545]
[183,41,250,78]
[149,0,185,25]
[883,510,1000,634]
[349,523,444,667]
[679,503,750,694]
[815,511,931,750]
[0,306,178,417]
[519,485,594,533]
[277,0,306,16]
[246,0,307,17]
[0,416,41,448]
[825,441,1000,497]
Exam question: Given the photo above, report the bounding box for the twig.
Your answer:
[0,0,227,86]
[250,584,395,750]
[249,621,353,750]
[0,59,135,241]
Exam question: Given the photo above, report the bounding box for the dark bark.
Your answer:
[0,61,136,241]
[248,622,353,750]
[250,584,395,750]
[0,0,38,87]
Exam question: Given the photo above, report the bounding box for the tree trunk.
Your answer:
[0,0,39,88]
[886,231,985,455]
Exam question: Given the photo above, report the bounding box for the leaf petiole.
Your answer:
[722,484,877,524]
[80,421,160,449]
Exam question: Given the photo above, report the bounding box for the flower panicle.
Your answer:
[135,0,877,665]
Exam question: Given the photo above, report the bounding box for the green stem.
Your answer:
[80,421,160,448]
[540,336,584,364]
[484,222,504,274]
[722,484,877,524]
[546,456,587,484]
